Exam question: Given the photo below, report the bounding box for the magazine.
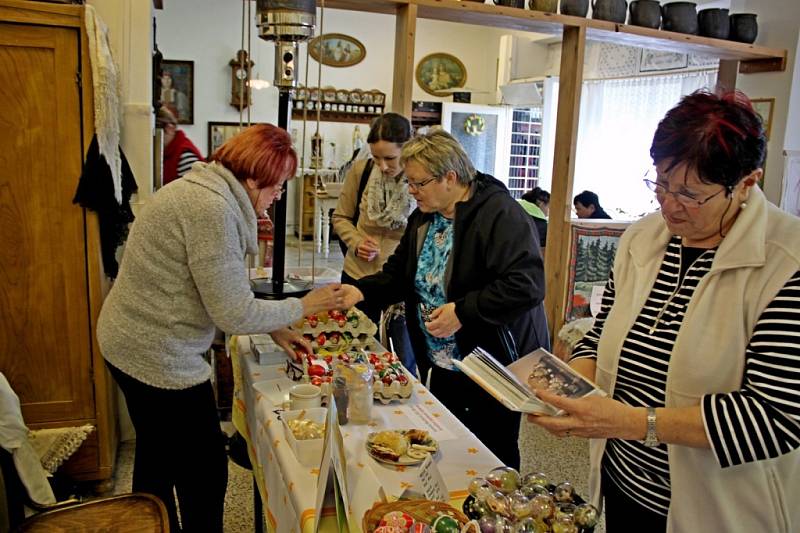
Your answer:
[452,347,606,415]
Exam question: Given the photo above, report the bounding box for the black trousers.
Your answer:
[107,363,228,533]
[602,468,667,532]
[424,362,521,469]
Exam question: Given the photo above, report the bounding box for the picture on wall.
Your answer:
[160,60,194,124]
[415,53,467,97]
[207,122,248,158]
[639,50,688,73]
[565,224,629,321]
[309,33,366,67]
[751,98,775,140]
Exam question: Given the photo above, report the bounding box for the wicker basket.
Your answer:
[362,500,468,532]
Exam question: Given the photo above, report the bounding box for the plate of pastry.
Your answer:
[365,429,439,465]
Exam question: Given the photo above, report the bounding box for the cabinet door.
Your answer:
[0,23,94,422]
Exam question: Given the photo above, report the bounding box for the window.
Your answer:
[507,98,544,200]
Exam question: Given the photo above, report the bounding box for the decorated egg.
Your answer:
[510,517,544,533]
[468,477,489,498]
[529,494,555,521]
[478,515,512,533]
[464,496,491,519]
[573,503,599,528]
[379,511,414,531]
[410,523,430,533]
[520,484,550,499]
[508,490,533,519]
[431,514,460,533]
[553,482,575,503]
[485,467,520,494]
[486,491,510,516]
[521,472,548,489]
[373,527,405,533]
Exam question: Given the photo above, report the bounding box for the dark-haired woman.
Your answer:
[573,189,611,219]
[97,124,346,532]
[528,90,800,532]
[333,113,416,327]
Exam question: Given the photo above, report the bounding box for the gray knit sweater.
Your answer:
[97,162,303,389]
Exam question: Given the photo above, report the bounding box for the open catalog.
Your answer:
[452,347,606,415]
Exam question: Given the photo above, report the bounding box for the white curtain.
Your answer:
[572,71,717,219]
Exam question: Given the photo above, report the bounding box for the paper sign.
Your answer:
[403,404,456,441]
[589,285,605,317]
[417,454,448,502]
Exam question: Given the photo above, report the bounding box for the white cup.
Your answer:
[289,384,322,410]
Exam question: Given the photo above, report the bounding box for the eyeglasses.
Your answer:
[643,178,726,208]
[406,175,439,192]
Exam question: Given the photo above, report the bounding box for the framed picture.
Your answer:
[160,60,194,124]
[639,50,688,72]
[207,122,247,157]
[751,98,775,140]
[415,53,467,97]
[564,223,630,322]
[309,33,366,68]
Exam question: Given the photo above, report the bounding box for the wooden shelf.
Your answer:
[291,109,381,124]
[321,0,786,70]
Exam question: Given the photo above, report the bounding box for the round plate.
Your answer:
[365,430,439,466]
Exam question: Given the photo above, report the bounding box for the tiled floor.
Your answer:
[109,239,605,532]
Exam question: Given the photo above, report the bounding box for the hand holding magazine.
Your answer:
[452,348,606,416]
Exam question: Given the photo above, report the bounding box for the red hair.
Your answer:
[209,124,298,188]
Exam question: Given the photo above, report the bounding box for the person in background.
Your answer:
[157,106,204,185]
[332,113,417,372]
[519,186,550,248]
[97,124,346,532]
[527,90,800,532]
[340,130,550,468]
[574,189,611,219]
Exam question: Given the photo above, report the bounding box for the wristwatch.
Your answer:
[644,407,660,447]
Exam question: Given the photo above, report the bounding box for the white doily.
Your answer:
[29,425,95,474]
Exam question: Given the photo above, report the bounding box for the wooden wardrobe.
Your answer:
[0,0,117,482]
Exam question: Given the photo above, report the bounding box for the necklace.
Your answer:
[648,244,708,334]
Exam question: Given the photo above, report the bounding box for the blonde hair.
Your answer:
[400,130,475,185]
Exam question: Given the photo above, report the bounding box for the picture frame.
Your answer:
[415,53,467,97]
[639,49,688,73]
[160,60,194,124]
[751,98,775,140]
[564,223,630,322]
[308,33,366,68]
[207,122,248,158]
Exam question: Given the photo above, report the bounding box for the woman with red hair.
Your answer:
[97,124,345,532]
[528,90,800,532]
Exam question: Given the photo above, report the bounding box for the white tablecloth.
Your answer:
[232,336,503,533]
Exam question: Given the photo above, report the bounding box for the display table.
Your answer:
[230,336,503,533]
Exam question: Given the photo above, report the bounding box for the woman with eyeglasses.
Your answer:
[527,90,800,532]
[340,129,550,468]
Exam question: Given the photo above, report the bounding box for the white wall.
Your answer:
[736,0,800,202]
[155,1,514,232]
[785,32,800,151]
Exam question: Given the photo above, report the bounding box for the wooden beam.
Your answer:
[717,59,739,92]
[544,24,586,340]
[392,3,416,118]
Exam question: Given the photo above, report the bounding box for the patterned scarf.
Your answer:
[365,170,416,230]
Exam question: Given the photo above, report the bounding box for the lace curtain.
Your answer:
[539,71,717,219]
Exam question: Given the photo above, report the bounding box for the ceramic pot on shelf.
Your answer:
[591,0,627,23]
[729,13,758,43]
[661,1,698,34]
[698,8,729,39]
[529,0,558,12]
[560,0,589,17]
[494,0,526,8]
[629,0,661,28]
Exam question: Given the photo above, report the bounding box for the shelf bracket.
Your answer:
[740,56,787,74]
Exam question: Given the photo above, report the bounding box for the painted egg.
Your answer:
[379,511,414,531]
[410,523,431,533]
[431,514,460,533]
[373,527,405,533]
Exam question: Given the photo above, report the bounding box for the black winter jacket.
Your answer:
[357,172,550,368]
